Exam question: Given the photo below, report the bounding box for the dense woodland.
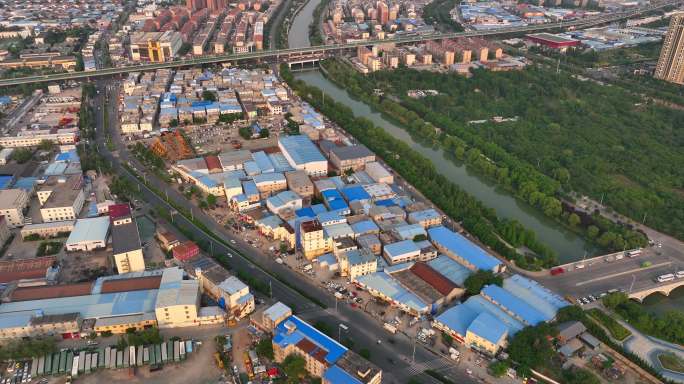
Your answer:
[322,60,651,250]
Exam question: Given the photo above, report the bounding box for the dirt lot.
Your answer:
[59,249,110,283]
[73,326,227,384]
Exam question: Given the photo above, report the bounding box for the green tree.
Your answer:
[259,128,270,138]
[489,360,509,378]
[206,194,217,208]
[239,127,252,140]
[507,323,557,376]
[587,225,600,239]
[10,148,33,163]
[602,292,628,310]
[463,270,503,295]
[359,348,371,360]
[38,140,54,151]
[281,353,307,383]
[562,367,601,384]
[568,213,581,227]
[256,338,274,360]
[202,90,217,102]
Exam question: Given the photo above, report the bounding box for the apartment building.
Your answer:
[110,204,145,274]
[654,13,684,84]
[300,220,333,259]
[0,189,30,228]
[37,176,85,223]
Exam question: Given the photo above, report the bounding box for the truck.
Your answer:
[383,323,397,334]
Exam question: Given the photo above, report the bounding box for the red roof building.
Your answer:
[108,204,132,222]
[526,33,580,50]
[410,262,457,296]
[173,241,200,262]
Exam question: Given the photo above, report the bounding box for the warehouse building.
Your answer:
[355,272,429,315]
[329,144,375,172]
[432,274,568,355]
[427,226,503,273]
[278,135,328,176]
[65,216,110,252]
[0,268,206,339]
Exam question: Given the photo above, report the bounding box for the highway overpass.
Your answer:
[0,0,680,87]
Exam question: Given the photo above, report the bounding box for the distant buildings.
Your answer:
[655,13,684,85]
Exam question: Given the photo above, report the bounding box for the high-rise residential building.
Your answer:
[187,0,206,11]
[377,1,389,25]
[654,13,684,85]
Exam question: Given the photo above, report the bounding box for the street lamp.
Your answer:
[338,323,348,341]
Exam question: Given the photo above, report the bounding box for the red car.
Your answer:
[550,267,565,276]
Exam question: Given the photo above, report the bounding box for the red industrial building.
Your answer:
[526,33,580,51]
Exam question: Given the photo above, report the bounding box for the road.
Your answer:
[0,0,680,87]
[92,79,478,384]
[538,245,684,300]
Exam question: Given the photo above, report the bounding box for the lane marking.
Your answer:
[575,261,671,286]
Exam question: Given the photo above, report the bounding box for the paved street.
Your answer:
[538,245,684,301]
[92,79,480,383]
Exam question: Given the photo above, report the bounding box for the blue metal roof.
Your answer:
[374,198,396,207]
[394,224,426,241]
[408,209,441,223]
[311,204,328,214]
[321,189,343,202]
[341,185,371,202]
[13,177,37,192]
[427,256,472,286]
[273,315,348,365]
[243,161,261,176]
[295,207,316,218]
[252,151,275,173]
[317,211,344,226]
[242,180,259,198]
[384,240,419,259]
[278,135,326,166]
[323,365,363,384]
[0,176,13,190]
[327,199,349,213]
[435,303,481,338]
[467,312,508,345]
[502,274,568,320]
[427,226,501,271]
[351,220,379,235]
[356,272,428,313]
[481,284,548,326]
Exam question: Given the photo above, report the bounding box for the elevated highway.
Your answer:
[0,0,680,87]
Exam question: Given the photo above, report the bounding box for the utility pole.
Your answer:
[412,334,416,363]
[210,240,214,256]
[269,280,273,298]
[629,274,636,294]
[642,212,647,224]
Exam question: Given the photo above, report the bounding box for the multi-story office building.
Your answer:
[655,13,684,84]
[129,31,183,62]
